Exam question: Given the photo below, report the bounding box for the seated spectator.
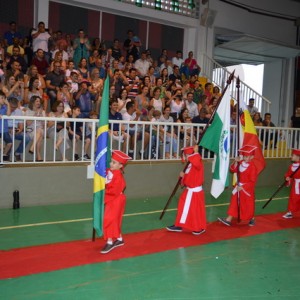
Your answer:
[2,75,24,105]
[159,106,178,159]
[89,68,103,112]
[108,99,129,153]
[160,67,169,87]
[67,71,79,94]
[25,95,46,161]
[193,80,204,106]
[122,101,150,159]
[6,37,25,56]
[177,108,195,145]
[77,57,90,81]
[91,57,105,79]
[66,34,74,59]
[126,68,140,100]
[145,66,155,86]
[112,38,122,60]
[0,91,12,161]
[52,44,69,64]
[134,51,151,78]
[150,109,164,159]
[117,88,132,115]
[182,51,201,79]
[45,61,65,109]
[261,112,278,149]
[24,64,46,91]
[56,82,72,114]
[192,107,209,141]
[172,50,184,70]
[184,92,198,119]
[169,65,182,85]
[47,101,70,160]
[252,112,263,126]
[88,49,100,70]
[166,94,185,122]
[212,85,221,98]
[134,85,150,113]
[207,97,218,116]
[68,106,91,161]
[24,76,43,106]
[74,80,93,118]
[7,46,27,73]
[7,98,31,162]
[5,60,25,81]
[65,60,78,80]
[31,49,49,76]
[204,82,213,105]
[49,51,67,72]
[150,86,165,113]
[110,68,129,98]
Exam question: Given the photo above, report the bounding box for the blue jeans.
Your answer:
[13,132,31,155]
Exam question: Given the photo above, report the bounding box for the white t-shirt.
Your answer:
[32,31,51,52]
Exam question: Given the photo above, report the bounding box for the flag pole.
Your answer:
[159,70,235,220]
[92,70,110,241]
[236,76,241,223]
[262,164,300,209]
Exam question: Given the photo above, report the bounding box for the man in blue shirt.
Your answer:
[109,99,129,154]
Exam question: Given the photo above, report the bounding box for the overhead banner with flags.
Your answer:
[200,88,231,198]
[239,100,266,175]
[93,76,110,236]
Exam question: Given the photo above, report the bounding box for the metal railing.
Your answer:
[0,115,297,165]
[201,53,271,115]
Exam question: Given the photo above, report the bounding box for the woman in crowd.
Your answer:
[150,86,165,113]
[77,57,90,81]
[47,101,70,160]
[135,85,150,113]
[24,76,43,106]
[73,29,91,68]
[2,75,24,105]
[117,88,132,115]
[25,95,46,161]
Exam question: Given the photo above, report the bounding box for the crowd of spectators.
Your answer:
[0,21,269,162]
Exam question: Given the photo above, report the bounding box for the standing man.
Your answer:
[247,98,258,117]
[31,22,51,62]
[4,21,22,47]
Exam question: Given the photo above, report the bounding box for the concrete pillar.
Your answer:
[34,0,49,27]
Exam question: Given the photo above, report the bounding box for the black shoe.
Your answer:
[3,155,10,161]
[166,225,183,232]
[192,229,206,235]
[218,217,231,226]
[128,152,134,159]
[74,154,80,161]
[248,218,255,226]
[100,243,116,254]
[83,154,90,160]
[15,154,21,162]
[113,239,125,248]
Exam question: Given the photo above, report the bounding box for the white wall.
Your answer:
[209,0,299,45]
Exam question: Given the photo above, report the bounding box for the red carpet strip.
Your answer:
[0,212,299,280]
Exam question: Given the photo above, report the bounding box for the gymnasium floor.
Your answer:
[1,186,300,300]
